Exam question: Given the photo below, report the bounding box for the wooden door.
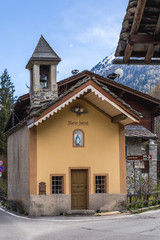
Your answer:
[71,170,88,210]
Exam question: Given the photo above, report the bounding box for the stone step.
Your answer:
[64,210,95,216]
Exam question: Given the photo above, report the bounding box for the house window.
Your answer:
[95,175,107,193]
[73,130,84,147]
[52,176,63,194]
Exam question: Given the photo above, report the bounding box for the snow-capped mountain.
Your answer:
[91,54,160,94]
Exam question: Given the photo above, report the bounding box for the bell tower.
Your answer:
[26,35,61,109]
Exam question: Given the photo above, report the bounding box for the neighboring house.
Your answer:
[125,125,158,193]
[114,0,160,191]
[5,36,160,215]
[4,36,141,215]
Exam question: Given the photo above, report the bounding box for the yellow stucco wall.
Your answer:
[36,99,121,195]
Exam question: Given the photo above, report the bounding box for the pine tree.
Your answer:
[0,69,15,155]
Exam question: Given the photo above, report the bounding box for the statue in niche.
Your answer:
[74,130,83,147]
[75,134,81,145]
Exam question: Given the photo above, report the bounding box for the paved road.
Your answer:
[1,206,160,240]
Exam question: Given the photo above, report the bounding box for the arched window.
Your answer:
[73,130,84,147]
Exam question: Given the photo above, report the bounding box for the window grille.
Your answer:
[95,176,106,193]
[52,176,63,194]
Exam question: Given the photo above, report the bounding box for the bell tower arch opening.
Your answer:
[40,65,50,89]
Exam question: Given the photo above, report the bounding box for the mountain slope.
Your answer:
[91,54,160,93]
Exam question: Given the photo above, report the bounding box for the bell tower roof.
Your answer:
[26,35,61,69]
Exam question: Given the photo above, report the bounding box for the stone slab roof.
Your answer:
[125,125,158,139]
[58,70,160,109]
[29,76,142,119]
[5,75,142,135]
[26,35,61,69]
[114,0,160,65]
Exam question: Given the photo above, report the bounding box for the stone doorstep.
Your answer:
[64,210,95,216]
[96,211,121,216]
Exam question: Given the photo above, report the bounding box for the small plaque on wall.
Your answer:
[134,162,145,169]
[39,182,46,195]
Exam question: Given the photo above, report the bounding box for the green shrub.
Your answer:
[12,206,17,212]
[19,209,25,214]
[0,178,7,197]
[1,200,5,206]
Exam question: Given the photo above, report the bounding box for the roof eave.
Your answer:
[58,70,160,106]
[28,79,140,129]
[26,57,61,70]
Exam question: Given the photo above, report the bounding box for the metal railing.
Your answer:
[127,191,160,208]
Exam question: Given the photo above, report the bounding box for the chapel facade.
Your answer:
[5,36,142,215]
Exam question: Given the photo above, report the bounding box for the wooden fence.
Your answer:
[127,191,160,208]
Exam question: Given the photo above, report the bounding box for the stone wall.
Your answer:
[29,195,71,216]
[30,89,58,109]
[28,194,126,216]
[126,138,157,194]
[89,194,127,212]
[149,140,157,186]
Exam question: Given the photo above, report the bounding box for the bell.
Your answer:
[40,74,47,82]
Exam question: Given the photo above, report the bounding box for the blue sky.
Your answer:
[0,0,128,97]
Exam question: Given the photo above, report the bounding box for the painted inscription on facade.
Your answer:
[68,121,88,126]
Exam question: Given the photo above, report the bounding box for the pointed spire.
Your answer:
[26,35,61,69]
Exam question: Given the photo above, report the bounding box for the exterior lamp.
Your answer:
[70,106,88,115]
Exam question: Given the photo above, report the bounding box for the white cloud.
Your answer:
[76,26,119,50]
